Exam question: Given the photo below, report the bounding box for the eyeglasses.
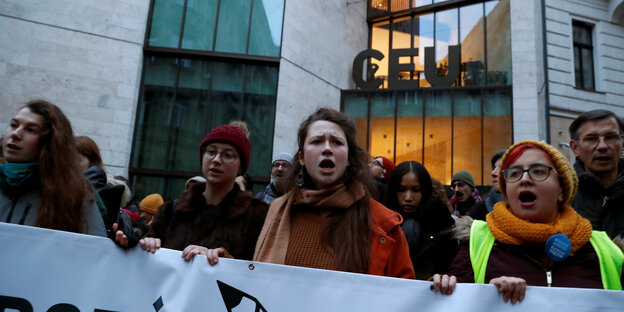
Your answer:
[204,148,239,163]
[369,160,383,168]
[580,133,622,148]
[502,164,554,183]
[272,162,291,169]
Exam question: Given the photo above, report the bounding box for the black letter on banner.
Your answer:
[352,49,384,89]
[388,48,419,90]
[48,303,80,312]
[424,45,460,87]
[0,295,33,312]
[95,309,120,312]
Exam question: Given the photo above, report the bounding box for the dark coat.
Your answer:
[572,159,624,239]
[150,182,268,260]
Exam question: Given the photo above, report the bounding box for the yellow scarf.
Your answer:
[254,182,366,264]
[486,201,592,255]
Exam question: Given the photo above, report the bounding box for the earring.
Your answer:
[295,167,304,187]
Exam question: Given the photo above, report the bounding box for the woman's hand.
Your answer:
[139,237,161,253]
[181,245,210,262]
[112,223,128,247]
[205,248,226,266]
[431,274,456,295]
[489,276,526,304]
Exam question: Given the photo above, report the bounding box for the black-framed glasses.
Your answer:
[502,164,554,183]
[272,162,291,169]
[369,160,383,168]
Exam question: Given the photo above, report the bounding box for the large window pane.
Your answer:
[244,93,276,177]
[148,0,184,48]
[415,13,434,87]
[460,4,485,86]
[369,93,395,161]
[483,89,512,185]
[581,48,594,90]
[132,57,177,170]
[435,8,459,86]
[248,0,284,57]
[371,20,390,88]
[215,0,252,54]
[453,90,482,184]
[343,94,369,150]
[486,0,511,85]
[181,0,218,51]
[396,92,423,164]
[424,92,452,183]
[169,88,208,173]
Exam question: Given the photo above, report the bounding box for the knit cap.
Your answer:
[379,156,396,178]
[451,170,475,188]
[499,140,577,206]
[140,193,164,215]
[199,125,251,173]
[272,152,293,165]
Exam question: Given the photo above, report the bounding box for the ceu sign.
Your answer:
[352,45,460,90]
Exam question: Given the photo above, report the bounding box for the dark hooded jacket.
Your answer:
[572,159,624,239]
[150,182,268,260]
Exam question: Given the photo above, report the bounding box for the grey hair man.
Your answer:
[256,152,293,204]
[569,109,624,239]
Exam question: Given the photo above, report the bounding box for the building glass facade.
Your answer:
[343,0,512,185]
[131,0,285,200]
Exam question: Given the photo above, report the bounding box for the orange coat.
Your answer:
[368,199,416,279]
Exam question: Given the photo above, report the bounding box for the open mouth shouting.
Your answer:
[518,190,537,207]
[319,159,335,173]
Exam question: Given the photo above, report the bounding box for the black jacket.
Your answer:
[571,159,624,239]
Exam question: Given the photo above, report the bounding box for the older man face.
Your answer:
[570,116,623,185]
[271,160,291,189]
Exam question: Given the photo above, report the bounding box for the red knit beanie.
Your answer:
[199,125,251,173]
[379,156,396,179]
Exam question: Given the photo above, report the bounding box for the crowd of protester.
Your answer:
[1,100,623,303]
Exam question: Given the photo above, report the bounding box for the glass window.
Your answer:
[424,91,452,183]
[148,0,184,48]
[396,92,423,164]
[413,0,432,7]
[369,93,396,161]
[482,88,512,185]
[415,13,434,87]
[453,90,482,184]
[343,93,370,149]
[459,3,485,86]
[248,0,285,57]
[371,20,391,88]
[434,8,459,86]
[181,0,218,51]
[215,0,252,54]
[573,21,595,90]
[486,0,511,85]
[392,0,411,12]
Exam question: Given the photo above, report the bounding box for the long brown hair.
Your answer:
[26,100,93,233]
[290,107,372,273]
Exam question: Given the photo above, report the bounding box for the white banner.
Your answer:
[0,222,622,312]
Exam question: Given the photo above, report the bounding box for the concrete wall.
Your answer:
[0,0,149,176]
[510,0,548,142]
[273,0,368,157]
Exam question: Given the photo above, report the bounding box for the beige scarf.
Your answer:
[253,182,366,264]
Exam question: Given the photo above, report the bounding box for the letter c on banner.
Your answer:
[352,49,385,89]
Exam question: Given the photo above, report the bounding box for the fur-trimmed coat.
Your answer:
[150,182,268,260]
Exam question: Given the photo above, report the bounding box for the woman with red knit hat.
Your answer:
[138,122,268,261]
[432,140,623,302]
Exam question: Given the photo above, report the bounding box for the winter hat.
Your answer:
[185,176,206,188]
[379,156,396,178]
[140,193,164,215]
[499,140,577,206]
[451,170,475,188]
[199,125,251,173]
[272,152,293,165]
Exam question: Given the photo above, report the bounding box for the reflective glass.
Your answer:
[369,93,395,161]
[249,0,284,57]
[415,13,434,87]
[392,0,411,12]
[581,48,594,89]
[215,0,252,54]
[413,0,432,7]
[343,93,369,149]
[434,8,458,86]
[486,0,511,85]
[424,92,452,183]
[460,3,485,86]
[482,88,512,185]
[181,0,218,51]
[148,0,184,48]
[396,92,423,163]
[453,90,482,184]
[244,92,276,177]
[371,20,390,88]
